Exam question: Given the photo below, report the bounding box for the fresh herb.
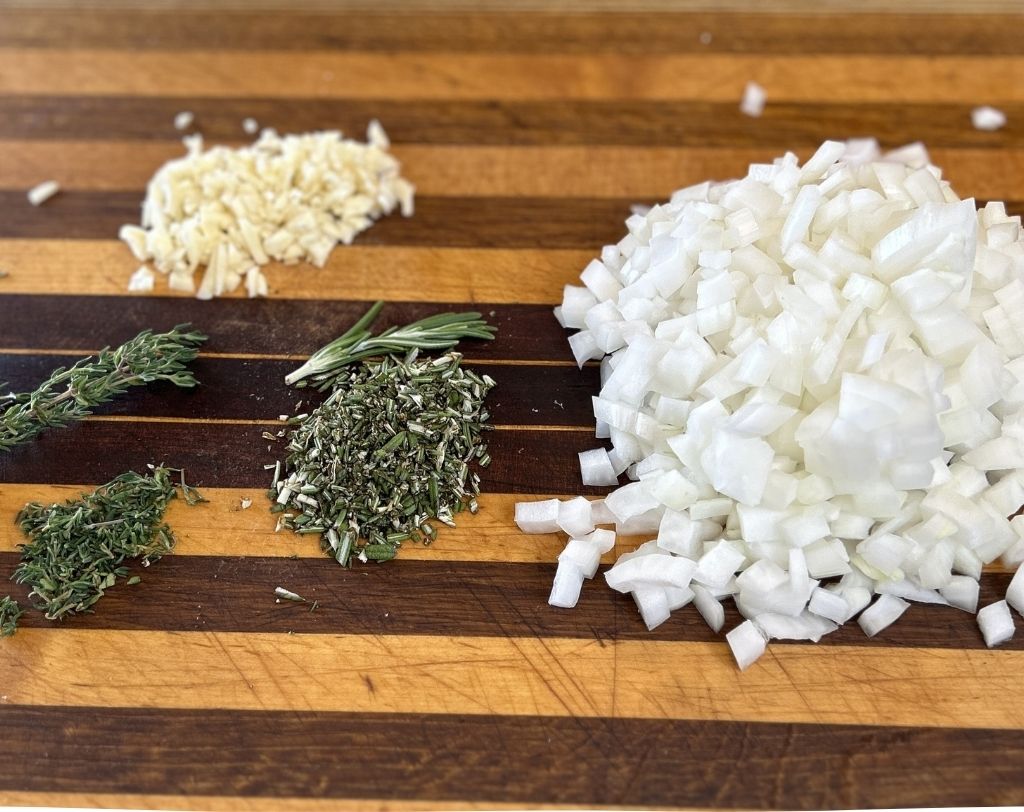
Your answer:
[0,325,207,453]
[0,597,22,637]
[284,301,496,388]
[13,466,205,621]
[272,351,495,565]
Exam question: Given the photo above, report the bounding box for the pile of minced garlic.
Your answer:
[120,122,414,299]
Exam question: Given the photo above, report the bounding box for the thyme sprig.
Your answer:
[284,301,496,388]
[13,465,205,621]
[0,324,207,453]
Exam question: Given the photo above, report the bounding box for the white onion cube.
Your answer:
[514,499,561,534]
[977,600,1015,647]
[858,594,910,637]
[726,620,767,670]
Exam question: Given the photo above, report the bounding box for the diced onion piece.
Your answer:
[549,560,586,609]
[514,499,560,534]
[692,584,726,632]
[605,554,696,593]
[726,620,767,670]
[557,496,595,538]
[1008,564,1024,616]
[693,540,746,588]
[940,575,980,613]
[977,600,1015,647]
[558,538,602,579]
[858,594,910,637]
[808,587,850,624]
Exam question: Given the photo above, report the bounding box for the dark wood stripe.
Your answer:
[5,189,1019,244]
[2,704,1022,808]
[2,96,1024,147]
[0,296,574,361]
[0,191,636,247]
[0,420,608,494]
[0,353,599,427]
[3,10,1023,55]
[0,552,1013,650]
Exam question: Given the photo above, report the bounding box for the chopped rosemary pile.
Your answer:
[0,324,207,453]
[271,351,496,565]
[284,301,497,388]
[11,466,205,621]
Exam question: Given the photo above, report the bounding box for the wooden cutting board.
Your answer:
[1,1,1024,809]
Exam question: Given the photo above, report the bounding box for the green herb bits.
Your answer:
[271,351,495,565]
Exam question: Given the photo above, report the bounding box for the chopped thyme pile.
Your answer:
[271,351,496,565]
[11,466,205,622]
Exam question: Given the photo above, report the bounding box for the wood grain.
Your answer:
[0,191,638,247]
[3,9,1022,54]
[0,487,621,562]
[4,631,1024,731]
[0,240,589,303]
[0,420,606,494]
[1,704,1022,809]
[0,352,600,425]
[0,553,1014,648]
[3,4,1024,809]
[4,51,1024,103]
[0,295,575,359]
[3,96,1022,147]
[7,142,1024,201]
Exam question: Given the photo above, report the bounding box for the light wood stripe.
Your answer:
[0,240,585,303]
[3,51,1024,102]
[0,0,1015,15]
[0,487,621,562]
[3,629,1023,729]
[0,485,1012,571]
[0,793,600,812]
[5,142,1024,201]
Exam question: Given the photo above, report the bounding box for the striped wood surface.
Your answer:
[1,4,1024,810]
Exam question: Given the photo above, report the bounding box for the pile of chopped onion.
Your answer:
[120,123,414,299]
[517,139,1024,668]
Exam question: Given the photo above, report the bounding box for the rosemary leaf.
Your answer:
[284,301,496,387]
[13,466,205,621]
[0,324,207,453]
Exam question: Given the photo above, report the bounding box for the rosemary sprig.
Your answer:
[284,301,496,388]
[271,352,495,564]
[13,465,205,621]
[0,597,22,637]
[0,324,207,453]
